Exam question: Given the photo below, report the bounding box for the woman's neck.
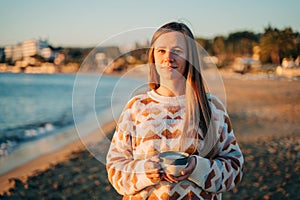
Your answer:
[156,79,186,97]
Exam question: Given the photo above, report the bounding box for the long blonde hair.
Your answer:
[148,22,217,158]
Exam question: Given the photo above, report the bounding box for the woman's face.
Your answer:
[153,31,187,81]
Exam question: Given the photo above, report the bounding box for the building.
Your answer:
[3,38,57,66]
[12,43,23,63]
[0,48,5,63]
[4,46,13,63]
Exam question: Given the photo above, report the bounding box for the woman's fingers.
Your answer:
[145,157,160,170]
[150,155,160,163]
[145,155,197,183]
[162,156,197,183]
[145,157,162,183]
[162,173,178,183]
[180,156,196,176]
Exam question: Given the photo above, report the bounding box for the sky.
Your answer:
[1,0,299,47]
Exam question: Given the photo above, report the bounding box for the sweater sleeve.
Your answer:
[106,98,157,195]
[188,96,244,193]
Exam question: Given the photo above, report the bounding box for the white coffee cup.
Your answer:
[159,151,189,176]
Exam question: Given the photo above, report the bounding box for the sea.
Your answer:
[0,73,147,174]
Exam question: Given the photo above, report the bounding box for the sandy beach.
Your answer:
[0,73,299,199]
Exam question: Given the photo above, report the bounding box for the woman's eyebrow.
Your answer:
[155,46,184,49]
[154,46,167,49]
[172,46,184,49]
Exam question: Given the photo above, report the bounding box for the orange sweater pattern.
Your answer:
[106,90,244,199]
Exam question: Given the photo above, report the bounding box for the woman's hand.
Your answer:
[144,156,162,183]
[162,156,196,183]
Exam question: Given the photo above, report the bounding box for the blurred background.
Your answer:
[0,0,300,74]
[0,0,299,199]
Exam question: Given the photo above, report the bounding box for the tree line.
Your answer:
[61,25,300,72]
[196,25,300,67]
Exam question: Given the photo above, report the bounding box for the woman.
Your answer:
[106,22,244,199]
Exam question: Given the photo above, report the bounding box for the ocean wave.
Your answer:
[0,118,75,157]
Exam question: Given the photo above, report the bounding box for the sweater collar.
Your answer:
[148,90,185,104]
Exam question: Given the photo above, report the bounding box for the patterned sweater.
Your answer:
[106,90,244,200]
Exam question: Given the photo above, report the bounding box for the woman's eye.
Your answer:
[171,49,182,55]
[157,49,165,53]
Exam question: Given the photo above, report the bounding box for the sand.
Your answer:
[0,121,116,196]
[0,74,299,199]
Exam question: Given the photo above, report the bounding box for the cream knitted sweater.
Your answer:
[106,90,244,200]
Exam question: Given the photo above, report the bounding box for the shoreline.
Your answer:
[0,120,116,195]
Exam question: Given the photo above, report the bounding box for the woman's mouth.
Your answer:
[164,66,177,70]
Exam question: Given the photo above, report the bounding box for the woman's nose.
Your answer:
[164,51,174,62]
